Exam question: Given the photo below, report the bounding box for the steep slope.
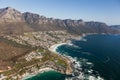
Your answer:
[0,7,24,23]
[0,7,33,34]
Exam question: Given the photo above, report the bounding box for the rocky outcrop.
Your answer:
[23,12,40,24]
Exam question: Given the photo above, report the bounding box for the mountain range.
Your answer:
[0,7,119,35]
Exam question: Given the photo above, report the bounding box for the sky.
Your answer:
[0,0,120,25]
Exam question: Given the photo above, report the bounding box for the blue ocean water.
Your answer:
[57,34,120,80]
[27,34,120,80]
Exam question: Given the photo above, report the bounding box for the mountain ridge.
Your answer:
[0,7,119,35]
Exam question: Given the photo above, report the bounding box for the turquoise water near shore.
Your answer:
[26,34,120,80]
[26,71,66,80]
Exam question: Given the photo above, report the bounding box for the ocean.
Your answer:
[26,34,120,80]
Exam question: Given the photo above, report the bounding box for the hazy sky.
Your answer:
[0,0,120,25]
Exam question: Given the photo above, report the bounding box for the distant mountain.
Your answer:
[0,7,119,35]
[110,25,120,31]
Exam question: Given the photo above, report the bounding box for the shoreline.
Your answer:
[22,35,82,80]
[22,43,73,80]
[1,32,109,80]
[49,42,74,75]
[48,40,104,80]
[49,43,68,53]
[22,67,54,80]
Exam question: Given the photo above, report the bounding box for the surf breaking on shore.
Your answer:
[23,34,104,80]
[49,40,104,80]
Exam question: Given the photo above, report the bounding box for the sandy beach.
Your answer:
[49,43,68,53]
[49,43,74,75]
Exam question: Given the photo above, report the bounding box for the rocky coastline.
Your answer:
[21,43,74,80]
[0,31,81,80]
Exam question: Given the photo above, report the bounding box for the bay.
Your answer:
[27,34,120,80]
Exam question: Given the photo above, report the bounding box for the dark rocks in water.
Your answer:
[73,71,80,76]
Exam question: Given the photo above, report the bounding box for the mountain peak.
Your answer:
[0,7,24,23]
[5,7,14,10]
[4,7,19,13]
[0,7,15,12]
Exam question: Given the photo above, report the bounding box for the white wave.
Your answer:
[81,38,87,42]
[81,52,91,55]
[49,43,104,80]
[65,56,104,80]
[67,42,82,49]
[86,62,93,66]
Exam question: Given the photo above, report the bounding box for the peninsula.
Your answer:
[0,7,119,80]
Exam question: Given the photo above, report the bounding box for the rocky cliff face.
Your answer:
[0,7,24,23]
[0,7,119,34]
[0,7,33,34]
[23,12,84,26]
[23,12,118,34]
